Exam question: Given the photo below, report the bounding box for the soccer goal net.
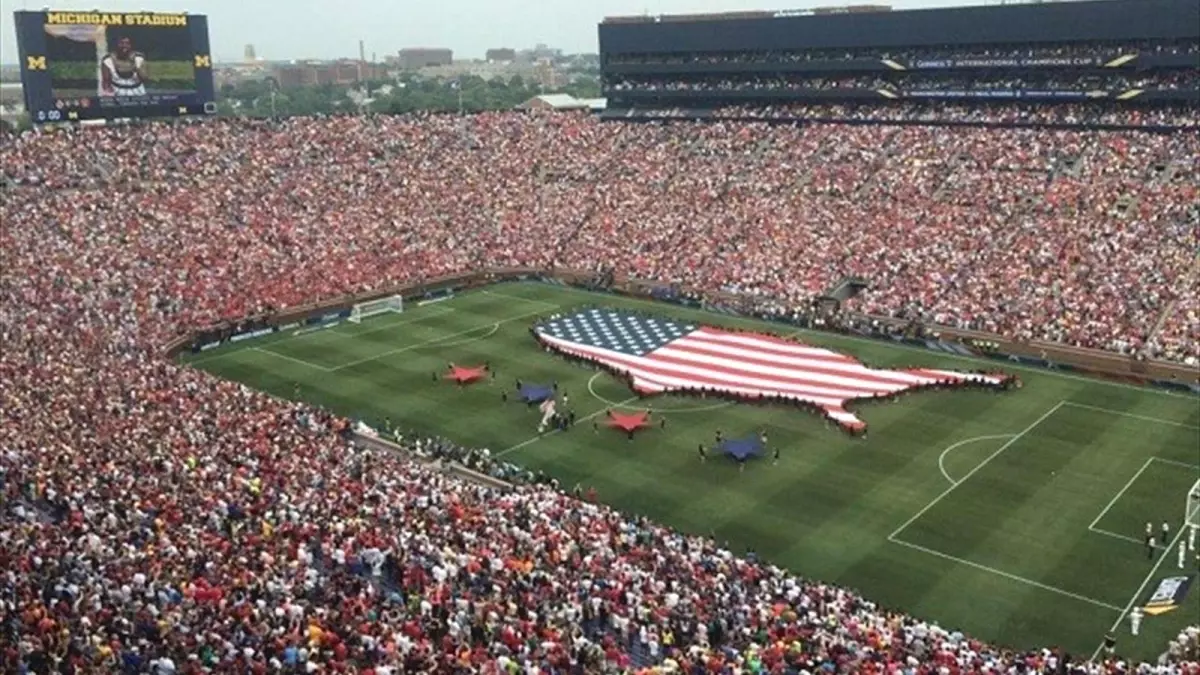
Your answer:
[1187,479,1200,530]
[348,295,403,324]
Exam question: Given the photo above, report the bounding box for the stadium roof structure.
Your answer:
[516,94,606,112]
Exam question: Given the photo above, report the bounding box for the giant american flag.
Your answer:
[535,308,1008,430]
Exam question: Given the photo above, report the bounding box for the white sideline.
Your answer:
[252,346,333,372]
[1091,517,1192,661]
[888,536,1123,612]
[1062,401,1200,430]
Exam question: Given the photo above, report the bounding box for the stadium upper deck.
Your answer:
[599,0,1200,109]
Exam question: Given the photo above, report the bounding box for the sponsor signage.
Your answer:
[914,57,1103,68]
[228,327,275,343]
[1144,575,1194,616]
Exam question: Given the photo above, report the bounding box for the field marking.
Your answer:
[1088,457,1156,533]
[534,283,1200,400]
[1151,457,1200,470]
[431,323,500,347]
[184,307,457,366]
[1063,401,1200,430]
[330,307,552,371]
[482,288,563,310]
[937,434,1016,485]
[884,401,1128,613]
[1087,456,1200,550]
[1089,527,1165,549]
[252,346,333,372]
[888,537,1123,612]
[1091,515,1193,661]
[586,372,735,413]
[492,396,641,460]
[330,305,455,338]
[890,400,1066,540]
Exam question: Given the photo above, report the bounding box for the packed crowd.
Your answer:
[708,103,1200,128]
[604,39,1200,64]
[606,70,1200,92]
[2,112,1199,674]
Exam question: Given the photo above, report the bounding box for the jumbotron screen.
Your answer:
[13,10,217,123]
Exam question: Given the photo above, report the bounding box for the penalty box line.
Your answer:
[1087,456,1200,548]
[886,401,1125,612]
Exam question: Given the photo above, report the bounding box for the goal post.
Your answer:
[1187,479,1200,530]
[348,295,403,324]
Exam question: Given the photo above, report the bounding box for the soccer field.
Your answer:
[185,282,1200,660]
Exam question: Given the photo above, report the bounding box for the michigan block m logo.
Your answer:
[26,56,47,70]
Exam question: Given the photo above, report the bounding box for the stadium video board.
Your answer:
[13,10,217,123]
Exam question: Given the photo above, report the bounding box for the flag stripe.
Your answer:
[540,332,877,409]
[534,310,1007,430]
[661,337,934,388]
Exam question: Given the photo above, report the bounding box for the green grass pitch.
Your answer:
[184,282,1200,660]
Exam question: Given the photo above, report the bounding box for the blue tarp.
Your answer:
[519,383,554,403]
[719,436,764,461]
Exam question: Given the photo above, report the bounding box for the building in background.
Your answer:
[397,48,453,70]
[486,48,516,63]
[244,44,257,63]
[272,60,382,89]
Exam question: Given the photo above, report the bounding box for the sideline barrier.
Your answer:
[167,268,1199,392]
[350,431,514,491]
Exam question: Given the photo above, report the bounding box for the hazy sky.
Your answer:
[1,0,977,62]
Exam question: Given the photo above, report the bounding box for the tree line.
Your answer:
[217,73,602,117]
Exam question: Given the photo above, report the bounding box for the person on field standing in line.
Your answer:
[1130,607,1143,636]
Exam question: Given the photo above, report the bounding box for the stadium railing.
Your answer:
[164,267,1200,391]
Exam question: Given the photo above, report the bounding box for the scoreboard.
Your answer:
[13,10,217,123]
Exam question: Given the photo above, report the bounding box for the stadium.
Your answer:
[2,0,1199,673]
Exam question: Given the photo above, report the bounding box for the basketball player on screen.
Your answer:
[99,36,148,97]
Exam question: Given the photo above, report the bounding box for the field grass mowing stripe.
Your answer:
[1063,401,1200,430]
[330,307,553,371]
[889,400,1066,540]
[523,283,1199,400]
[1092,517,1194,661]
[888,537,1124,612]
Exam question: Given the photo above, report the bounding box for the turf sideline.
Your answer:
[1092,517,1194,661]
